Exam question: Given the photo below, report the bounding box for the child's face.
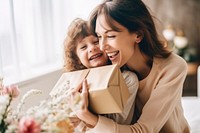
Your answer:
[76,35,108,68]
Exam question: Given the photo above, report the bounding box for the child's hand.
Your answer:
[68,116,81,128]
[69,79,98,127]
[69,79,89,112]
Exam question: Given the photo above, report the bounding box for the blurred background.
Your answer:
[143,0,200,96]
[0,0,102,85]
[1,1,199,132]
[0,0,199,96]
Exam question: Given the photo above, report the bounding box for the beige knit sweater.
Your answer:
[90,53,190,133]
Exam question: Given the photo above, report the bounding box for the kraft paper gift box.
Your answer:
[50,64,130,114]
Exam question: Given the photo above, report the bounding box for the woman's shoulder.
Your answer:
[169,53,187,65]
[154,53,188,74]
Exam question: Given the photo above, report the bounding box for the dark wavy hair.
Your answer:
[89,0,171,59]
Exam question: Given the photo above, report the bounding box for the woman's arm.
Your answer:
[70,58,188,133]
[91,56,189,133]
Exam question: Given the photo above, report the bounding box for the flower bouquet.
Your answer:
[0,77,80,133]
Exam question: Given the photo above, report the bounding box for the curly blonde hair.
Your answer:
[63,18,96,72]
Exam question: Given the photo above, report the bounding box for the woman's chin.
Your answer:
[111,61,121,67]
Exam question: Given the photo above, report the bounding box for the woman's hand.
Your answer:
[69,79,98,127]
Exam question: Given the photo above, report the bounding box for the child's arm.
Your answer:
[105,70,139,124]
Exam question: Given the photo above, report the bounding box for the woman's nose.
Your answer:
[99,39,108,51]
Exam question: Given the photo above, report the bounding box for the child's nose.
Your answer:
[89,45,97,53]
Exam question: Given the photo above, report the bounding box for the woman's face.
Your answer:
[76,35,108,68]
[95,14,139,67]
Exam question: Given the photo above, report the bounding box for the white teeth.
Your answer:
[90,53,101,60]
[107,51,118,57]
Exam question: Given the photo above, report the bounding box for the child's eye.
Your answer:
[93,38,99,45]
[94,40,99,45]
[80,45,87,50]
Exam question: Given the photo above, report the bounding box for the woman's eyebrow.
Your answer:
[105,30,114,33]
[96,29,114,34]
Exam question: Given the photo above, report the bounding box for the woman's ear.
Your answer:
[135,30,144,43]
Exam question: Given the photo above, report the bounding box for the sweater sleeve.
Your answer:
[134,56,188,133]
[90,55,188,133]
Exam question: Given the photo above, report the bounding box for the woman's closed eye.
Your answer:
[97,35,115,40]
[107,35,116,39]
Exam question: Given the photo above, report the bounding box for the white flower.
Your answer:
[0,105,6,116]
[0,95,10,122]
[0,95,9,105]
[16,89,42,115]
[1,77,76,133]
[5,124,18,133]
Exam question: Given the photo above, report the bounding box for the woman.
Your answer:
[70,0,190,132]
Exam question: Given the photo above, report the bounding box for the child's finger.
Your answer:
[68,81,82,95]
[80,79,89,109]
[82,79,89,94]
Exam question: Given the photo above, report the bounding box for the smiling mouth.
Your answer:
[107,51,119,60]
[89,53,103,60]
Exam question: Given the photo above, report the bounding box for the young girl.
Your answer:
[63,18,108,72]
[69,0,190,133]
[63,18,138,131]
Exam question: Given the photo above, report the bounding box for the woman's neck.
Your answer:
[126,47,152,80]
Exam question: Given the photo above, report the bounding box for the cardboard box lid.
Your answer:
[50,69,89,96]
[49,64,130,114]
[86,65,118,91]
